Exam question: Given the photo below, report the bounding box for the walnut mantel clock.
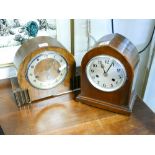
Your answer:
[77,33,140,115]
[11,36,76,107]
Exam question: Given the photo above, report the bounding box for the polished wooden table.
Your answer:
[0,80,155,135]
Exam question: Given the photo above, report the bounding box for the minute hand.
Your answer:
[105,62,114,73]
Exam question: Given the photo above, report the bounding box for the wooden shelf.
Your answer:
[0,80,155,135]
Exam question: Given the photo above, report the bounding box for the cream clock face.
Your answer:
[26,51,68,89]
[86,55,127,92]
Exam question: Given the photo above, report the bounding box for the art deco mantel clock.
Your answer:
[77,33,140,115]
[11,36,76,107]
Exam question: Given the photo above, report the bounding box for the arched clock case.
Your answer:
[11,36,76,107]
[77,33,140,115]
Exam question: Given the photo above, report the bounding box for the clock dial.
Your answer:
[26,51,68,89]
[86,55,127,92]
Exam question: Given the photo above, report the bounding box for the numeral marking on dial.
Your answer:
[98,61,102,64]
[103,83,106,87]
[117,68,121,72]
[93,64,97,67]
[119,75,122,79]
[92,76,95,79]
[105,59,110,64]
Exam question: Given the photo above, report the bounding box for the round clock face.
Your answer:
[26,51,68,89]
[86,55,127,92]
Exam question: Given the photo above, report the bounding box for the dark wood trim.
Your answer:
[0,126,4,135]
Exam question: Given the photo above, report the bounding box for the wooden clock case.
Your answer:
[12,36,76,106]
[77,33,140,115]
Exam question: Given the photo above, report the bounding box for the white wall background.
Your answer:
[56,19,71,51]
[143,32,155,112]
[144,51,155,112]
[74,19,112,66]
[113,19,155,96]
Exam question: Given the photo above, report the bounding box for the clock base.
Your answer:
[76,92,136,115]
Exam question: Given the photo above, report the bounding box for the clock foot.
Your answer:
[76,94,136,115]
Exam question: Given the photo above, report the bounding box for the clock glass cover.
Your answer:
[86,55,127,92]
[26,51,68,89]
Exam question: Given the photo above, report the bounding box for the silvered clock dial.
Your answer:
[26,51,68,89]
[86,55,127,92]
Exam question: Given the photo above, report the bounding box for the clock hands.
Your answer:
[100,62,106,73]
[98,60,114,75]
[105,61,114,73]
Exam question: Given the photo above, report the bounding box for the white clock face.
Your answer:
[26,51,68,89]
[86,55,127,92]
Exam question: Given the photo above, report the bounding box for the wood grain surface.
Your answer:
[13,36,76,102]
[0,80,155,135]
[77,33,140,115]
[96,33,140,68]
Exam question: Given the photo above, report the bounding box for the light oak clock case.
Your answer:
[77,33,140,115]
[12,36,76,106]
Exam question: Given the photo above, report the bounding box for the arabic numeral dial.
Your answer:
[27,51,68,89]
[86,55,127,92]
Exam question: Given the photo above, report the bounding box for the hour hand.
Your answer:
[100,63,106,73]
